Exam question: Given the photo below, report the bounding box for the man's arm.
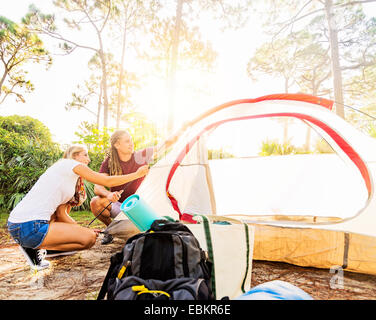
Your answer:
[152,124,189,160]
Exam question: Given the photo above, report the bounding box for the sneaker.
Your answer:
[45,250,77,258]
[101,233,113,245]
[19,246,50,271]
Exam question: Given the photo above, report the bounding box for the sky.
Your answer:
[0,0,288,146]
[3,1,375,148]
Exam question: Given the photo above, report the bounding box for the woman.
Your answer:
[7,145,149,270]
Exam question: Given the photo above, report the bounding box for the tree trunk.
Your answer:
[167,0,184,134]
[116,18,127,129]
[0,68,8,97]
[97,78,103,129]
[324,0,345,118]
[304,125,312,152]
[283,78,289,145]
[99,48,109,128]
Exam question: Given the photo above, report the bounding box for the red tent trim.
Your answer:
[166,112,371,222]
[185,94,334,129]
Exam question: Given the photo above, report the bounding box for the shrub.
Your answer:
[259,139,297,156]
[0,116,62,210]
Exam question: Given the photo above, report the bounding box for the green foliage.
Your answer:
[208,148,235,160]
[74,121,113,154]
[0,15,52,104]
[122,111,160,151]
[74,121,119,172]
[145,17,217,75]
[259,138,334,156]
[248,30,331,95]
[366,123,376,139]
[259,139,297,156]
[72,117,161,211]
[0,115,62,210]
[74,115,161,163]
[0,115,54,143]
[314,138,335,154]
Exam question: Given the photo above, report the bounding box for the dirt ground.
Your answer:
[1,229,376,300]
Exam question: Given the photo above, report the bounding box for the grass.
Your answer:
[0,210,9,228]
[0,209,105,230]
[70,210,104,228]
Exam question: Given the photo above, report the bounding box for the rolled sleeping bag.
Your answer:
[235,280,314,300]
[120,194,164,232]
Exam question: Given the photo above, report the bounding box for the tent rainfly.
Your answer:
[115,93,376,276]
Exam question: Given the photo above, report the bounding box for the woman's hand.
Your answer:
[92,229,102,237]
[135,165,149,178]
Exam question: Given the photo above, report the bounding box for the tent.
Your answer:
[115,93,376,276]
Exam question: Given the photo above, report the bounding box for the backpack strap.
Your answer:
[198,215,216,299]
[97,251,123,300]
[150,219,193,234]
[241,222,251,293]
[97,265,112,300]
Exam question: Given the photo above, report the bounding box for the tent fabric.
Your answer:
[186,217,255,299]
[184,94,334,127]
[166,112,372,222]
[160,98,376,236]
[208,155,367,219]
[115,93,376,275]
[252,224,376,276]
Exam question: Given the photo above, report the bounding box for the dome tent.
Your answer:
[114,93,376,277]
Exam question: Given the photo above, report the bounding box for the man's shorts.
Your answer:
[110,201,122,218]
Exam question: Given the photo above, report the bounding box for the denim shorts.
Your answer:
[7,220,49,249]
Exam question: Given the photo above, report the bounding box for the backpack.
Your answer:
[97,219,214,300]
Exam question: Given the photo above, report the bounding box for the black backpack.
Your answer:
[97,219,214,300]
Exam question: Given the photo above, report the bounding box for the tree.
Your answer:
[0,115,61,210]
[248,37,301,93]
[121,109,160,152]
[0,16,51,105]
[24,1,113,127]
[248,30,332,150]
[258,0,376,118]
[73,120,113,160]
[148,0,253,133]
[66,52,140,128]
[324,0,344,117]
[144,16,217,132]
[110,0,160,129]
[65,72,103,127]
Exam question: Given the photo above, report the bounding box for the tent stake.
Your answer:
[88,202,112,226]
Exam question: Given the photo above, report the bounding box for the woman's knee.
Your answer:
[82,230,97,249]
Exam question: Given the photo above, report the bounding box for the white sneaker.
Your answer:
[19,246,51,271]
[46,250,77,258]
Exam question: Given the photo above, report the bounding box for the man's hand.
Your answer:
[136,165,149,178]
[106,190,123,203]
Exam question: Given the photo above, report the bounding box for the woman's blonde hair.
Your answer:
[108,130,129,176]
[63,145,87,160]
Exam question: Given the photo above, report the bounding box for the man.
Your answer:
[90,128,184,244]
